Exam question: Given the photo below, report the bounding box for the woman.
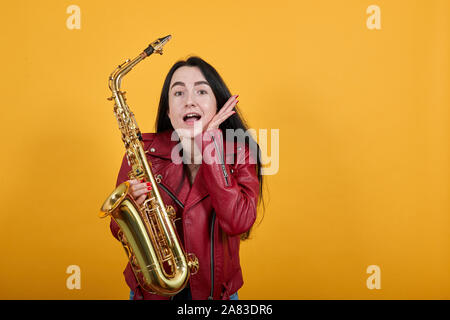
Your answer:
[109,56,264,300]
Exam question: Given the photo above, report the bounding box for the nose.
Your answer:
[184,90,196,108]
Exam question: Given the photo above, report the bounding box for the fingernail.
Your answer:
[235,95,239,98]
[147,186,152,190]
[146,182,151,186]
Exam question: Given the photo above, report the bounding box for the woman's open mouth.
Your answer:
[183,112,202,125]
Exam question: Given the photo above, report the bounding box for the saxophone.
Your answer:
[99,35,199,296]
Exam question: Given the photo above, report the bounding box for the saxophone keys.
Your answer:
[166,205,176,219]
[131,255,139,267]
[187,253,199,275]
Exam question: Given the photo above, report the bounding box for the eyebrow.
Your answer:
[170,81,210,89]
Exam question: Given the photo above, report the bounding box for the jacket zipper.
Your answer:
[208,211,216,300]
[211,135,230,187]
[157,182,184,209]
[158,180,216,300]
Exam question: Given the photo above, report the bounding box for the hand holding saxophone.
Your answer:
[128,179,152,206]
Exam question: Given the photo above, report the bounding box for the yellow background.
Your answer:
[0,0,448,299]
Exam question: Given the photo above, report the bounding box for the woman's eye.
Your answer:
[198,90,207,95]
[174,91,183,96]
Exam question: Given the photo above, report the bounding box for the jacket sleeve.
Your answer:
[196,129,260,236]
[109,154,131,241]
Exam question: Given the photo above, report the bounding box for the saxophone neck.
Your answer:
[108,54,146,95]
[108,35,172,94]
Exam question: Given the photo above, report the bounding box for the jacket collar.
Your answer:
[142,130,179,160]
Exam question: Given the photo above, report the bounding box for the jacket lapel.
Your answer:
[183,138,237,212]
[183,164,209,212]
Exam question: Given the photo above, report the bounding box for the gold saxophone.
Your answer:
[99,35,199,296]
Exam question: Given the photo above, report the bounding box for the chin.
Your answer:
[175,125,204,139]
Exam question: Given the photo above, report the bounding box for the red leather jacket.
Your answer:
[109,128,259,300]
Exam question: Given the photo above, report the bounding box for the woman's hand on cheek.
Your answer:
[206,95,238,132]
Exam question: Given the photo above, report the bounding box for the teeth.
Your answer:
[184,113,201,120]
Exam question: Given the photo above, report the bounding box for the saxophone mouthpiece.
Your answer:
[144,35,172,56]
[159,35,172,46]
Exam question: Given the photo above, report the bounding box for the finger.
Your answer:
[213,110,236,124]
[216,95,238,116]
[208,112,232,128]
[209,100,238,127]
[132,186,152,199]
[128,179,140,185]
[224,95,239,111]
[220,98,238,116]
[136,194,147,206]
[130,181,152,192]
[227,95,239,107]
[207,111,236,130]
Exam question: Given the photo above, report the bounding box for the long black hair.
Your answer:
[155,56,264,239]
